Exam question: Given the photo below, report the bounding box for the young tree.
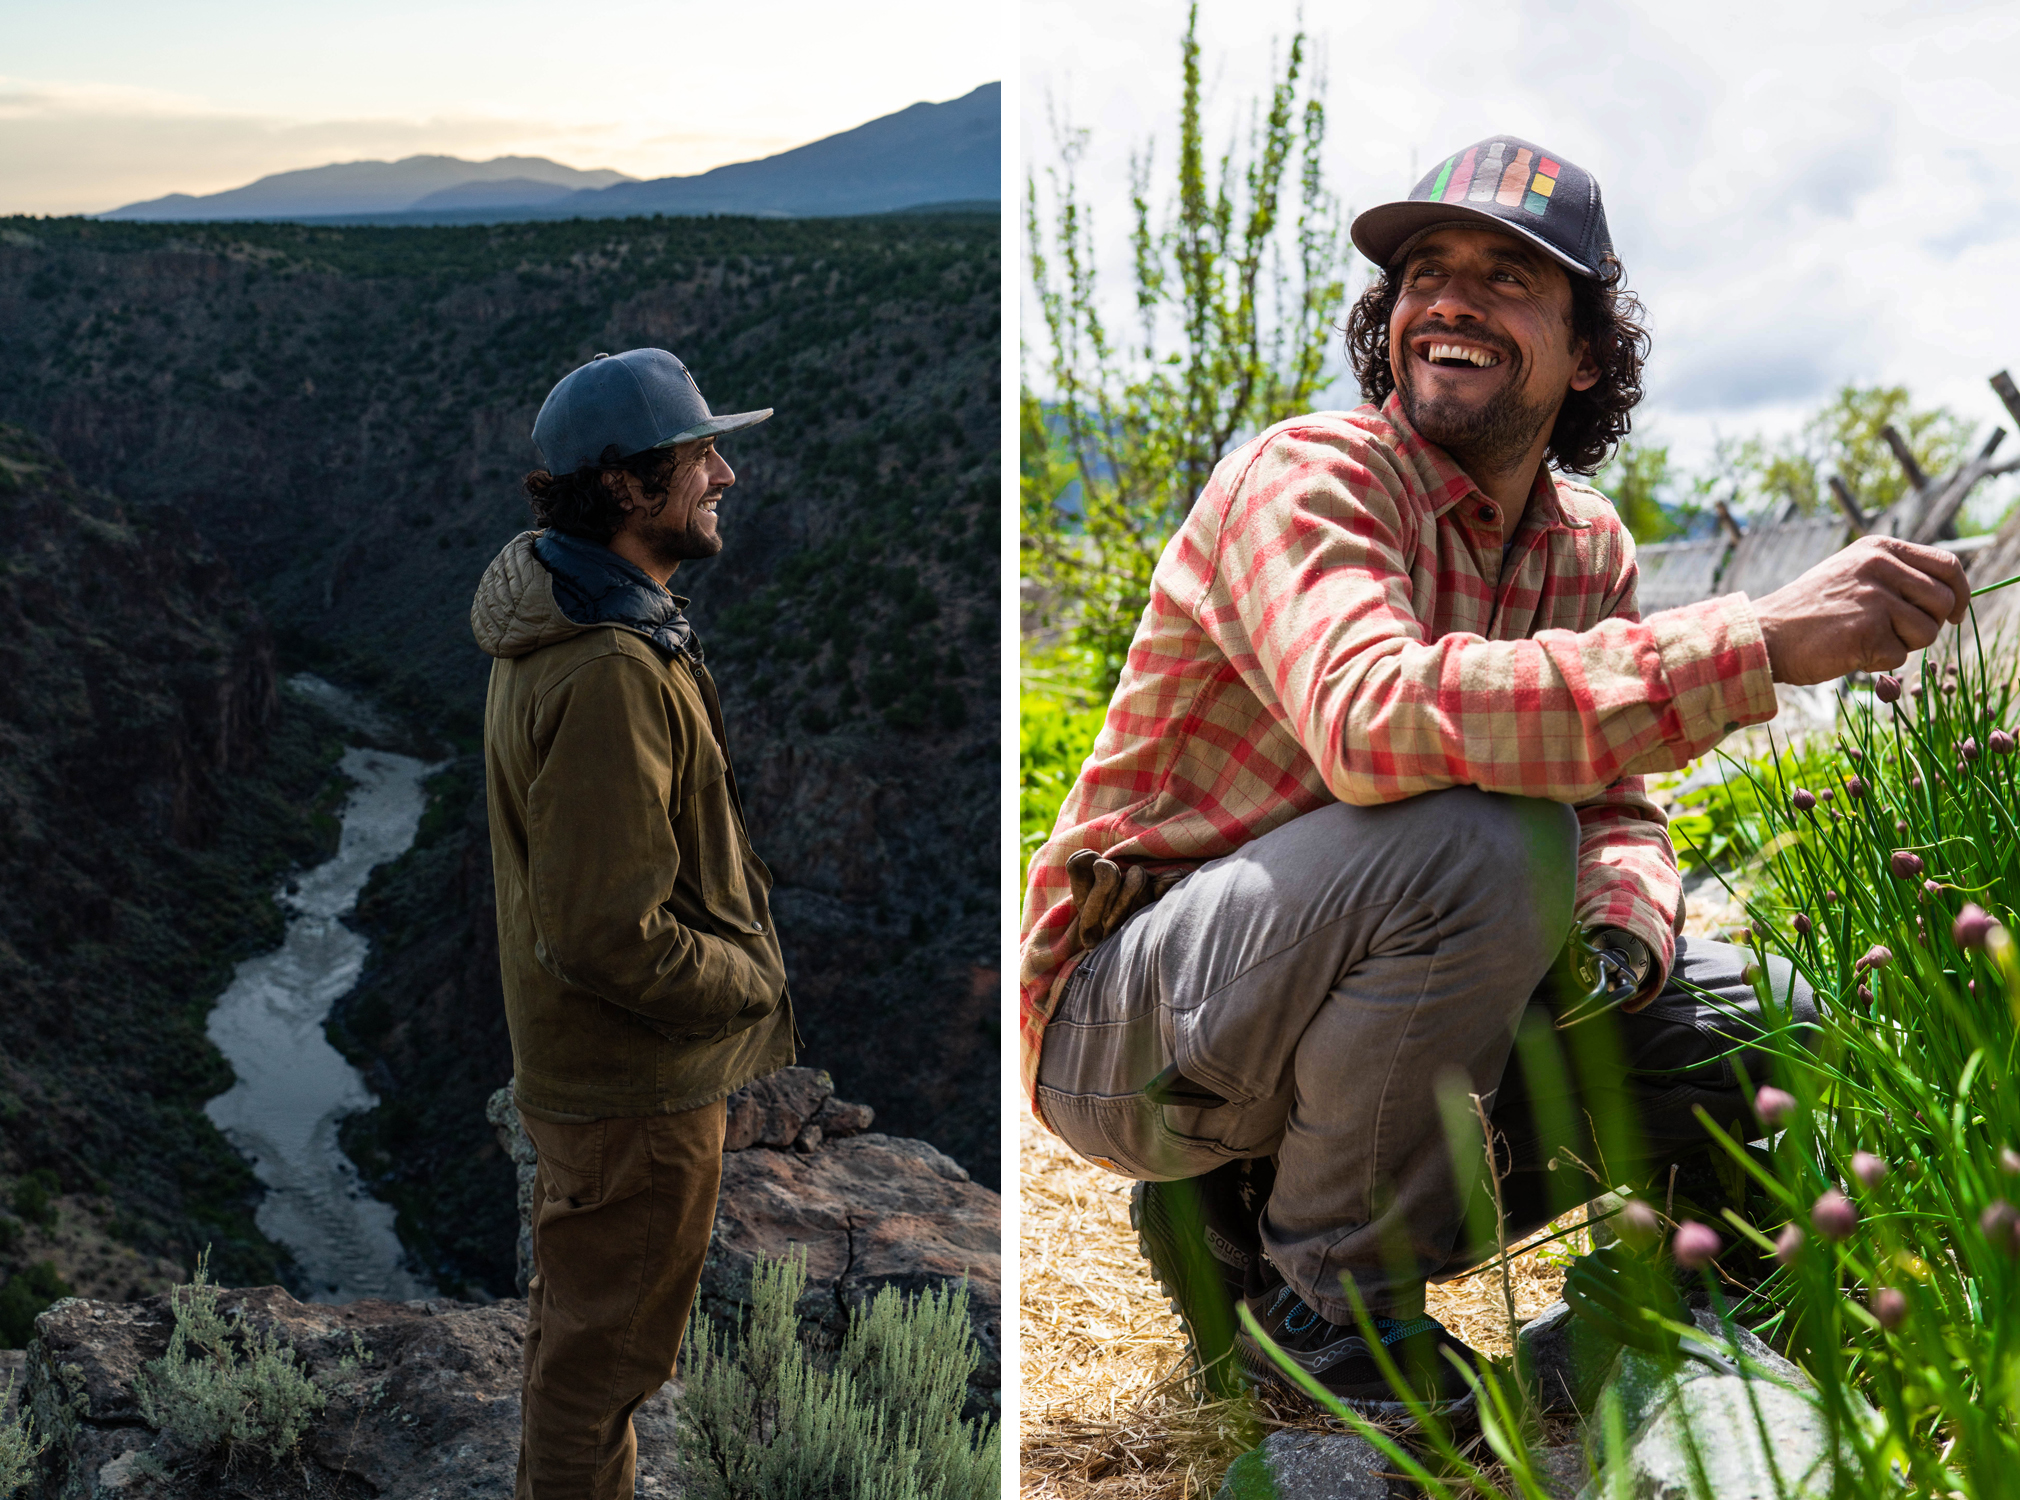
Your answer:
[1729,385,1973,519]
[1022,3,1352,696]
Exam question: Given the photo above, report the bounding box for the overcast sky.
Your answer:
[1024,0,2020,515]
[2,0,998,216]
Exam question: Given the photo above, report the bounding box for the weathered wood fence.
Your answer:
[1636,370,2020,617]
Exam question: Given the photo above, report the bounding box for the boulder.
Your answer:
[1214,1429,1390,1500]
[703,1133,1000,1416]
[1518,1299,1621,1414]
[1586,1376,1835,1500]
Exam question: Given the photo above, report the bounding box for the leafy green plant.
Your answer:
[132,1251,363,1467]
[677,1251,998,1500]
[1019,693,1107,887]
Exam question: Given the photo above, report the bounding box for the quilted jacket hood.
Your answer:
[470,530,699,662]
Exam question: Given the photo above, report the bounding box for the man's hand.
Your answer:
[1752,535,1970,685]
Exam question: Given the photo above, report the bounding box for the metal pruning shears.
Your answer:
[1555,927,1656,1030]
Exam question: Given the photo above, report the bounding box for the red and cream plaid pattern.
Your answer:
[1019,394,1779,1108]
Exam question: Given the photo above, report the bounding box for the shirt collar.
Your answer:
[1377,390,1590,532]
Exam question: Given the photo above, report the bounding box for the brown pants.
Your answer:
[515,1100,726,1500]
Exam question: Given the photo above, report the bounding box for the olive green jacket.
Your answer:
[471,531,794,1122]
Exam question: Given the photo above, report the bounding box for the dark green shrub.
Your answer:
[0,1262,73,1349]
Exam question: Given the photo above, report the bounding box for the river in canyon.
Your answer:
[203,674,444,1302]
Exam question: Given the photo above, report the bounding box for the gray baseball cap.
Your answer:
[531,348,772,475]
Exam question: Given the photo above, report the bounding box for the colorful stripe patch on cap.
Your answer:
[1524,156,1559,216]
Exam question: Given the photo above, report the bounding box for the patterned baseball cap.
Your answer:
[1351,136,1615,279]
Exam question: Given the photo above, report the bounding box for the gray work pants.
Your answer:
[1035,789,1809,1321]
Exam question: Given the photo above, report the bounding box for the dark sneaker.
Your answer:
[1129,1157,1275,1398]
[1235,1277,1480,1420]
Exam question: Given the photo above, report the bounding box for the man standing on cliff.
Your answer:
[1020,135,1972,1416]
[471,348,793,1497]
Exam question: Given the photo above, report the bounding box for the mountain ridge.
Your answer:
[98,84,998,224]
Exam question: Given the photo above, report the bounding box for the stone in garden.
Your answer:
[1214,1428,1390,1500]
[1582,1375,1835,1500]
[1518,1298,1622,1414]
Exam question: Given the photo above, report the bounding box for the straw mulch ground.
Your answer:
[1018,1111,1591,1499]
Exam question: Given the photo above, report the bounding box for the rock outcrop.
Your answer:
[6,1076,998,1496]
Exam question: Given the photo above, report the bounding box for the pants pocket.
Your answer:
[520,1115,607,1210]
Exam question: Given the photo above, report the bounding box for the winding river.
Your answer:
[203,675,444,1303]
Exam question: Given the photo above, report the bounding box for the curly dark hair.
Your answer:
[522,445,683,543]
[1341,255,1650,476]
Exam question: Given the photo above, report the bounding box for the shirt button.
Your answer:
[1476,504,1497,523]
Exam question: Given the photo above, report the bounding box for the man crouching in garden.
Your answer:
[1018,136,1972,1417]
[472,348,794,1495]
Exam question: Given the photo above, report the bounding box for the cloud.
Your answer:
[1024,0,2020,470]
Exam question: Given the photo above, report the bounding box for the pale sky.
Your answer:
[1,0,1001,216]
[1024,0,2020,517]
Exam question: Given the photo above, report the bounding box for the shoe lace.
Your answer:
[1372,1315,1440,1345]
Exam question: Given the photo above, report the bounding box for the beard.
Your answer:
[635,493,724,569]
[1395,333,1559,479]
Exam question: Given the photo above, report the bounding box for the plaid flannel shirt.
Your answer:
[1019,394,1779,1110]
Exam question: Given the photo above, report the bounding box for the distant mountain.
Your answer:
[546,82,999,220]
[101,155,635,221]
[97,84,1000,226]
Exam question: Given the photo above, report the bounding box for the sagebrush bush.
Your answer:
[677,1251,998,1499]
[132,1251,363,1466]
[0,1370,44,1499]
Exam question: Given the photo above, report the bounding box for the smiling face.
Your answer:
[605,437,734,581]
[1387,225,1599,483]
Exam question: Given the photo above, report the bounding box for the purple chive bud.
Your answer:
[1846,776,1867,799]
[1672,1221,1722,1270]
[1982,1200,2020,1254]
[1793,912,1813,937]
[1813,1190,1859,1241]
[1955,904,1995,949]
[1756,1086,1797,1126]
[1895,819,1911,836]
[1891,850,1926,880]
[1964,737,1981,763]
[1924,879,1943,898]
[1792,789,1816,813]
[1774,1223,1805,1264]
[1909,776,1923,791]
[1857,984,1874,1004]
[1617,1198,1661,1252]
[1871,1288,1908,1330]
[1875,674,1903,704]
[1820,787,1837,804]
[1847,746,1864,762]
[1825,890,1839,904]
[1991,730,2015,755]
[1851,1152,1889,1189]
[1857,944,1894,973]
[1741,962,1762,986]
[2001,1147,2020,1175]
